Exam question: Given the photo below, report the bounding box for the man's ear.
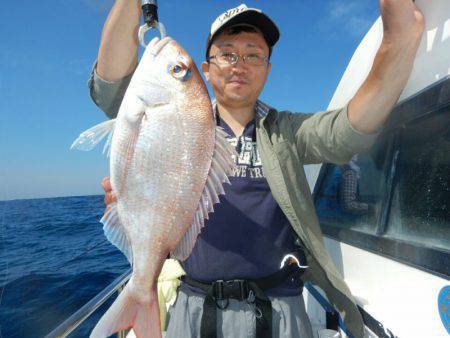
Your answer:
[201,61,210,82]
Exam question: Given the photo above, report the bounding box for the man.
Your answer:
[89,2,424,337]
[338,155,374,216]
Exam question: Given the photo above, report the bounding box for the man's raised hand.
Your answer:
[380,0,425,47]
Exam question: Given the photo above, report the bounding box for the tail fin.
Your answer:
[90,285,161,338]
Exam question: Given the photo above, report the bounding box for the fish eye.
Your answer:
[169,62,191,81]
[173,65,182,73]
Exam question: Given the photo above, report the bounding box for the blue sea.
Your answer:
[0,195,129,338]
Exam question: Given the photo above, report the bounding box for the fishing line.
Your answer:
[0,202,8,338]
[51,237,111,272]
[51,207,133,272]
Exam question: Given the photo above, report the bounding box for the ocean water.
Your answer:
[0,195,129,337]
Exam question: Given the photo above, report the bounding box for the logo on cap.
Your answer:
[218,4,247,23]
[211,4,261,35]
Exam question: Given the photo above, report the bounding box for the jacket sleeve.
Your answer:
[87,61,135,119]
[290,105,379,165]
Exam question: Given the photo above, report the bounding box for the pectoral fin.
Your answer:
[71,119,116,155]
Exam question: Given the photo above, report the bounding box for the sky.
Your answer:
[0,0,379,201]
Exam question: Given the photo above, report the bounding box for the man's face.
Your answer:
[201,29,271,109]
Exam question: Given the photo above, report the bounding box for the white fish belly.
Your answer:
[111,101,214,285]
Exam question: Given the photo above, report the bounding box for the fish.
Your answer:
[71,36,236,338]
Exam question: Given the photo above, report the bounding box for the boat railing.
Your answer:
[45,268,132,338]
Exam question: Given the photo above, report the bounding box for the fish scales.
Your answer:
[115,95,215,282]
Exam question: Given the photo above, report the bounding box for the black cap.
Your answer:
[205,4,280,58]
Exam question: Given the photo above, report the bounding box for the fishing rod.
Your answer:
[139,0,167,47]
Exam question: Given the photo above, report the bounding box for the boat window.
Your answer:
[315,78,450,276]
[314,141,389,234]
[385,111,450,252]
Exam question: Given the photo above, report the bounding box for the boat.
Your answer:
[304,0,450,337]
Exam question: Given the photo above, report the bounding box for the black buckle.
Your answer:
[212,280,224,300]
[212,279,249,302]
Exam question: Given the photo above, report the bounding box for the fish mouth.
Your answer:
[148,36,173,57]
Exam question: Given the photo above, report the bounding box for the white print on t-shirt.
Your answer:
[227,136,264,178]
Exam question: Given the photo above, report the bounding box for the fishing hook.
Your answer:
[139,21,167,48]
[139,0,167,48]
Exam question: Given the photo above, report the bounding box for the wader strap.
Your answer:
[200,289,218,338]
[197,281,273,338]
[178,276,217,338]
[181,260,306,338]
[248,281,272,338]
[255,296,272,338]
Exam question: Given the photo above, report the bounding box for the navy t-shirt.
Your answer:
[180,116,303,297]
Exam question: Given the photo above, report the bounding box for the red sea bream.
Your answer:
[71,36,235,338]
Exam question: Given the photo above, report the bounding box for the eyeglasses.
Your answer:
[207,51,269,66]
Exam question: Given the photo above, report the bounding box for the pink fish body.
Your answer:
[72,36,235,338]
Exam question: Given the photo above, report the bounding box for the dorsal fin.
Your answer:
[170,126,236,260]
